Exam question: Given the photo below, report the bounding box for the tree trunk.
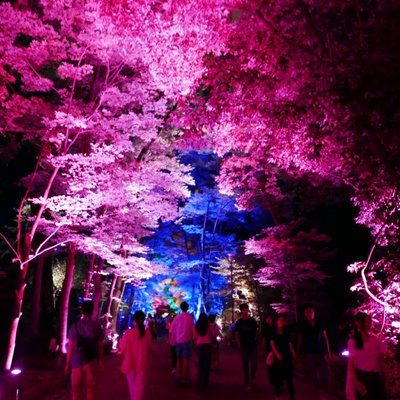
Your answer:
[58,243,76,354]
[5,234,32,370]
[196,294,202,320]
[123,285,135,331]
[106,274,117,316]
[4,161,62,370]
[230,259,235,324]
[254,279,262,322]
[84,254,96,300]
[30,254,45,337]
[41,254,56,349]
[110,276,124,333]
[92,259,104,321]
[200,203,209,312]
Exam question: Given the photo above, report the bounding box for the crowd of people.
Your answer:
[64,301,388,400]
[166,301,221,389]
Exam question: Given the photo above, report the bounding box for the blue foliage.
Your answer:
[123,151,272,320]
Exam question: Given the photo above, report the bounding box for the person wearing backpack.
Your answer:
[65,301,104,400]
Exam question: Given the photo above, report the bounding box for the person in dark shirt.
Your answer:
[235,303,258,392]
[270,314,296,400]
[297,305,331,399]
[262,313,275,353]
[65,301,104,400]
[262,313,276,385]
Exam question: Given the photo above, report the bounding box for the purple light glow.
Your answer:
[341,350,349,357]
[11,368,22,375]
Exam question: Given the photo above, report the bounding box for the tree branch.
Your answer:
[30,166,60,239]
[34,226,61,256]
[17,156,41,256]
[20,240,70,268]
[0,232,20,262]
[360,231,389,308]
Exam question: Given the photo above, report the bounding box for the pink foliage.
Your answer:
[171,0,400,339]
[1,0,230,281]
[2,0,400,348]
[100,0,234,97]
[246,222,331,316]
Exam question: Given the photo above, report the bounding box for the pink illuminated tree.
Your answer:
[246,221,331,320]
[174,0,400,338]
[0,0,232,369]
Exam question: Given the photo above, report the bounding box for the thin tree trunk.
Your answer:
[84,254,96,300]
[120,280,126,305]
[230,258,235,324]
[206,206,221,300]
[196,295,202,320]
[4,161,61,370]
[118,279,127,330]
[5,234,32,370]
[106,274,117,315]
[110,276,124,333]
[31,254,45,337]
[92,259,104,321]
[254,279,262,322]
[41,254,55,347]
[58,243,76,354]
[200,203,209,311]
[124,285,135,331]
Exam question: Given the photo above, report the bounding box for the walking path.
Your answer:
[99,341,341,400]
[1,340,343,399]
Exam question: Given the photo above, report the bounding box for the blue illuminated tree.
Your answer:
[125,152,272,317]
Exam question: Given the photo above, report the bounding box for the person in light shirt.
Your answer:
[119,310,152,400]
[347,312,387,400]
[169,301,194,385]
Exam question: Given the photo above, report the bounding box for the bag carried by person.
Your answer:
[75,323,97,362]
[266,351,274,367]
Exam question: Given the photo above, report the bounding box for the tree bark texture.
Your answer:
[106,274,117,316]
[5,234,32,370]
[92,259,104,321]
[30,254,44,337]
[58,243,76,354]
[84,254,96,300]
[110,276,124,333]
